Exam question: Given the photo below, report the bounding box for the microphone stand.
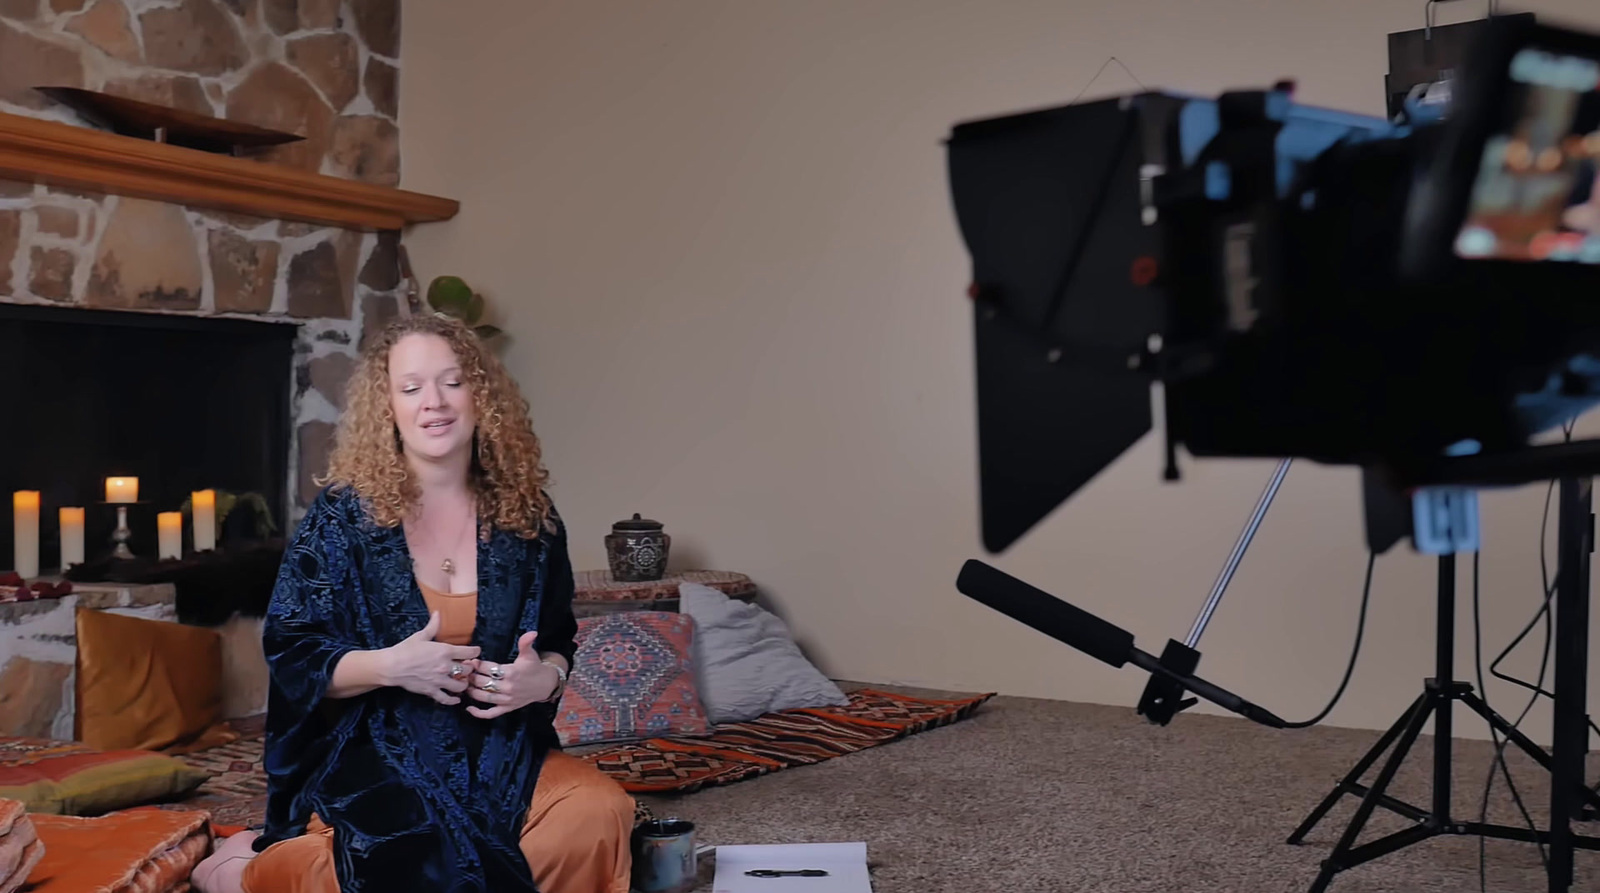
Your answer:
[1138,458,1292,725]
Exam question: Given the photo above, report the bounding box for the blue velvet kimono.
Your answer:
[252,485,578,892]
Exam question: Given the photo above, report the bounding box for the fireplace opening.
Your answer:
[1,303,297,573]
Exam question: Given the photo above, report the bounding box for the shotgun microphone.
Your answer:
[955,559,1134,666]
[955,559,1290,728]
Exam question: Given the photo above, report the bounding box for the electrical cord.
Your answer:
[1279,551,1377,729]
[1488,481,1557,694]
[1476,549,1548,891]
[1475,420,1579,887]
[1487,558,1555,866]
[1488,422,1582,716]
[1485,481,1600,738]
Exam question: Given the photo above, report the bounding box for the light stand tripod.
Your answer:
[1288,477,1600,893]
[954,452,1600,892]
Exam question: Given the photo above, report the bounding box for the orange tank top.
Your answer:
[417,577,478,646]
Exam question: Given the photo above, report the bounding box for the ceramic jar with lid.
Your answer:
[605,513,671,582]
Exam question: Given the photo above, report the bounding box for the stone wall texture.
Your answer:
[0,0,406,521]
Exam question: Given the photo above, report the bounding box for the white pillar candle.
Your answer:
[12,491,38,580]
[106,477,138,503]
[59,507,84,570]
[157,511,182,561]
[191,490,216,553]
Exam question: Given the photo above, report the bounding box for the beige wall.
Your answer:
[400,0,1600,743]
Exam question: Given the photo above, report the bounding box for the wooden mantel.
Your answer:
[0,110,457,231]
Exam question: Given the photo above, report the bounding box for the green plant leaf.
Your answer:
[236,492,278,537]
[427,275,474,316]
[216,492,239,527]
[465,292,485,325]
[473,324,503,339]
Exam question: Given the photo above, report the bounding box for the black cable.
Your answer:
[1487,422,1587,727]
[1477,421,1589,887]
[1488,480,1555,692]
[1476,550,1547,891]
[1065,56,1148,106]
[1485,470,1600,738]
[1475,424,1576,885]
[1490,581,1555,869]
[1279,551,1376,729]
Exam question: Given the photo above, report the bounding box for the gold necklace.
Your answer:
[418,503,475,577]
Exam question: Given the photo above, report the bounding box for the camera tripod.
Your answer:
[1288,477,1600,893]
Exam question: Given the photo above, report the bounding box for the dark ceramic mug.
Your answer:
[632,818,697,893]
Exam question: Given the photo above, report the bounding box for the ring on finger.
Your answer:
[483,679,499,694]
[449,662,465,679]
[488,663,505,680]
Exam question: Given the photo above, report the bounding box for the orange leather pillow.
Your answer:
[75,610,237,755]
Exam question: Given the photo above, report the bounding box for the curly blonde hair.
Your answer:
[319,314,555,538]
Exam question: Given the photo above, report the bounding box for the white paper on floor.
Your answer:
[710,842,872,893]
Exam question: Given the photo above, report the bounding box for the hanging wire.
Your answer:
[1425,0,1499,42]
[1067,57,1148,106]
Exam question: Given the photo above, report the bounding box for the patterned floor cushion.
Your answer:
[0,737,209,816]
[24,806,210,893]
[554,612,712,747]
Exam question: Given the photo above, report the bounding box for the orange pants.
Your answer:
[240,751,635,893]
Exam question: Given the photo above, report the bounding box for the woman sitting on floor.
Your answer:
[192,314,635,893]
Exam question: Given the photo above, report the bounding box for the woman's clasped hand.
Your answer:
[380,611,482,705]
[464,631,563,719]
[375,615,562,715]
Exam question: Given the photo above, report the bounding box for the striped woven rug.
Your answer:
[579,689,994,794]
[165,689,994,832]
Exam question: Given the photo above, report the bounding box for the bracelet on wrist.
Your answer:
[540,659,568,701]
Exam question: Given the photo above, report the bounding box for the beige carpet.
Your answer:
[637,684,1600,892]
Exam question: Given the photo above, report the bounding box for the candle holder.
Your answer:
[99,501,146,561]
[111,505,133,559]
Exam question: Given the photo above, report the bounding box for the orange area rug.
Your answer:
[579,689,994,794]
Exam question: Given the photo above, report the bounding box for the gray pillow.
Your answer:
[678,581,850,724]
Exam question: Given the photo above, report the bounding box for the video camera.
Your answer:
[947,13,1600,554]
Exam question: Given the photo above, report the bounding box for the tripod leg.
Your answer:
[1288,693,1425,845]
[1461,692,1600,814]
[1306,694,1436,893]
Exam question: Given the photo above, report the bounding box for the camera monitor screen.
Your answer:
[1454,46,1600,263]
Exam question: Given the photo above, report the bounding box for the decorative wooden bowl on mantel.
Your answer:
[35,86,303,156]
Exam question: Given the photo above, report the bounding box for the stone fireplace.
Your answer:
[0,0,410,522]
[0,0,438,733]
